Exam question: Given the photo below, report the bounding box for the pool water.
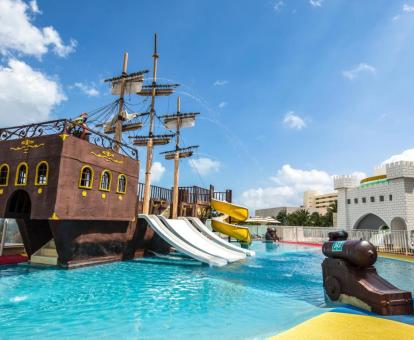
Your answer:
[1,242,413,339]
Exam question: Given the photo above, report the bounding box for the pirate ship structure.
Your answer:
[0,34,228,268]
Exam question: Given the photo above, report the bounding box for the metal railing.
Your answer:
[0,119,139,160]
[245,225,414,256]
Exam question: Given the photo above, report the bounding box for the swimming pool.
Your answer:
[1,242,413,339]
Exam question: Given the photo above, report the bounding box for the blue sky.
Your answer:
[1,0,414,212]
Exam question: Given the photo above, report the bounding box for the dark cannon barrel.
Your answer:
[328,230,348,241]
[322,239,377,267]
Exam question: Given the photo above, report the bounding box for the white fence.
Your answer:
[245,224,414,256]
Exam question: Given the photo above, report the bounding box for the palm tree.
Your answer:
[309,211,322,226]
[327,201,337,214]
[287,209,311,226]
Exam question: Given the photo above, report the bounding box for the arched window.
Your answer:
[0,164,9,186]
[117,174,127,194]
[35,161,49,185]
[15,162,28,186]
[99,170,112,191]
[79,166,93,189]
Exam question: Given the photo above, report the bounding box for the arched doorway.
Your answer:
[4,190,53,256]
[390,217,407,231]
[6,190,31,218]
[354,213,388,230]
[389,217,409,251]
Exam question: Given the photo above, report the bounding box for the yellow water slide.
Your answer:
[211,199,252,245]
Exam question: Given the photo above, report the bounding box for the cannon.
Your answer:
[322,231,413,315]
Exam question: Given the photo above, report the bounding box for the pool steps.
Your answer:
[30,239,58,266]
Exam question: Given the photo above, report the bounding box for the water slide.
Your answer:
[138,214,227,267]
[210,199,252,245]
[157,216,246,262]
[183,217,255,257]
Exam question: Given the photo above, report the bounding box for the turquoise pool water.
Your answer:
[1,242,413,339]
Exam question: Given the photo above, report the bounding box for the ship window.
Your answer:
[15,163,28,186]
[79,166,93,189]
[35,162,48,185]
[117,174,127,194]
[99,170,112,191]
[0,164,9,186]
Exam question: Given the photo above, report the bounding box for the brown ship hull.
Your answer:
[15,216,172,268]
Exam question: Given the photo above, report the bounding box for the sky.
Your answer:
[1,0,414,213]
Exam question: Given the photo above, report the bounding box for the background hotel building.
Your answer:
[254,192,338,218]
[303,190,338,214]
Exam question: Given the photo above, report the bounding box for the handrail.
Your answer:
[0,119,139,160]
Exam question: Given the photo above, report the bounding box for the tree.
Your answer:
[327,201,337,214]
[322,201,337,227]
[309,211,322,226]
[287,209,311,226]
[275,210,288,225]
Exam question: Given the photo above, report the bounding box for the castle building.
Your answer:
[334,161,414,233]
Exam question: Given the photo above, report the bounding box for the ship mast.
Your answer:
[142,34,159,215]
[131,33,178,214]
[160,97,199,218]
[114,52,128,152]
[103,54,149,150]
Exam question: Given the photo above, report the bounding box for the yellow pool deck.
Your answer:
[378,252,414,264]
[269,312,414,340]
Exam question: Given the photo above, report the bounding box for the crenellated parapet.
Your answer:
[334,175,359,190]
[386,161,414,179]
[373,165,386,176]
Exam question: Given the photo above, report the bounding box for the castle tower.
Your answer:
[334,175,359,229]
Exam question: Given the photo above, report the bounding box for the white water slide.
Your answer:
[138,214,227,267]
[157,216,246,263]
[182,217,255,257]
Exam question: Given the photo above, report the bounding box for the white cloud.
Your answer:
[213,80,228,86]
[0,0,76,58]
[283,111,306,130]
[218,101,227,109]
[240,164,366,211]
[150,162,165,183]
[403,4,414,12]
[342,63,376,80]
[29,0,41,14]
[241,165,332,210]
[274,1,284,12]
[0,59,66,126]
[381,149,414,165]
[309,0,323,7]
[270,164,333,189]
[189,158,220,176]
[72,82,100,97]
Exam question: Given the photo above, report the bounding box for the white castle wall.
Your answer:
[335,162,414,231]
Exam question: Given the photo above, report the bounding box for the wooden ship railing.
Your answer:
[137,183,172,202]
[137,183,232,217]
